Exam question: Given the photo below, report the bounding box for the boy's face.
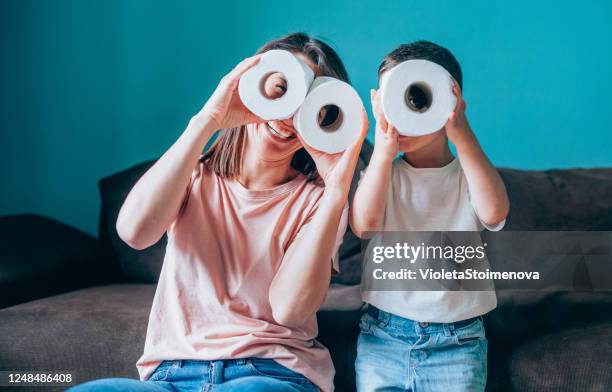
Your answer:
[397,129,446,153]
[378,69,448,154]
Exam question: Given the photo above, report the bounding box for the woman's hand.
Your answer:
[370,89,399,161]
[270,109,368,327]
[298,109,369,197]
[198,55,264,129]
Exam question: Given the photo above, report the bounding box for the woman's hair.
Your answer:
[378,40,463,89]
[201,32,349,181]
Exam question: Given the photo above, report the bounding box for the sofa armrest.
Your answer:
[0,214,120,308]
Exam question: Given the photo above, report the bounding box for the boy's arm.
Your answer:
[350,90,399,238]
[447,82,510,227]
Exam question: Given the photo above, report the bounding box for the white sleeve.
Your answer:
[479,215,506,232]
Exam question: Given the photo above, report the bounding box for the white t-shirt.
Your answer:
[361,157,504,323]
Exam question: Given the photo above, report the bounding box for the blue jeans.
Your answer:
[355,306,488,392]
[67,358,318,392]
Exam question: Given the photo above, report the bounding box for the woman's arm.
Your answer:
[446,82,509,226]
[269,189,346,327]
[350,89,398,238]
[116,55,263,249]
[268,111,368,327]
[116,116,216,249]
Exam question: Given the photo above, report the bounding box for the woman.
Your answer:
[69,33,367,392]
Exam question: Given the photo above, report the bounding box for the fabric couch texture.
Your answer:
[1,141,611,391]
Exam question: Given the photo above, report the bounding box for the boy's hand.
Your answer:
[445,80,476,147]
[371,89,399,161]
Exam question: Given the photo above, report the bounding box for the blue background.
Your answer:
[1,0,611,234]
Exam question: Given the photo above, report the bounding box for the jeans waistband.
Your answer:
[367,305,482,330]
[165,358,280,369]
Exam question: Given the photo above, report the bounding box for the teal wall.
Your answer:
[2,0,611,235]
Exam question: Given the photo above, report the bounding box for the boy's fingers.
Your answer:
[370,89,381,118]
[451,77,462,94]
[451,78,468,114]
[451,90,465,116]
[374,93,390,130]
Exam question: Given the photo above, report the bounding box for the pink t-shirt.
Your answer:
[136,162,346,392]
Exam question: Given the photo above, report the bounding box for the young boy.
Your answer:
[350,41,510,391]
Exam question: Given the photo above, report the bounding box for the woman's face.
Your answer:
[246,52,319,161]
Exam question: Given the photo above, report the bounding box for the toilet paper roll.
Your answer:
[380,59,457,136]
[295,77,364,154]
[238,49,315,120]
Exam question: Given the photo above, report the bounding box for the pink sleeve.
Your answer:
[169,160,204,233]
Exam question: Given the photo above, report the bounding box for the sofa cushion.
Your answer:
[485,291,612,352]
[499,168,612,230]
[0,284,360,391]
[487,322,612,391]
[98,142,374,285]
[0,214,116,308]
[0,284,155,389]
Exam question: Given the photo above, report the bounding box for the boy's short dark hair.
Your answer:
[379,40,463,89]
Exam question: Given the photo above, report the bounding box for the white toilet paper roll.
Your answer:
[380,59,457,136]
[238,49,315,120]
[295,76,364,154]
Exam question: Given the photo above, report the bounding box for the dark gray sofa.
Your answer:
[1,142,611,391]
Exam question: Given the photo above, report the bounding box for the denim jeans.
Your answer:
[67,358,318,392]
[355,306,488,392]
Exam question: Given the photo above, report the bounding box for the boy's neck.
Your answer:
[402,136,455,168]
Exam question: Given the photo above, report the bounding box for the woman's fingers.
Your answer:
[335,108,367,159]
[224,54,263,89]
[357,108,369,144]
[232,54,263,76]
[388,124,399,139]
[339,108,369,170]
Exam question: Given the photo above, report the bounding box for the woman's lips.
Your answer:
[267,122,296,140]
